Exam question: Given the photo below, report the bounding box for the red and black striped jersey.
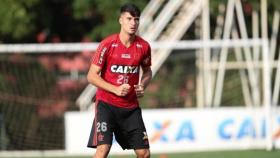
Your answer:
[91,34,151,108]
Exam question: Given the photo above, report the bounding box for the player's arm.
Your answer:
[140,66,152,89]
[87,64,130,97]
[134,66,152,98]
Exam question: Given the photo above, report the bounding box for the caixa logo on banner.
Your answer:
[112,120,196,144]
[149,120,195,143]
[111,116,280,144]
[218,116,280,140]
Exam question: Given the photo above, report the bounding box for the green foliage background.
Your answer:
[0,0,148,43]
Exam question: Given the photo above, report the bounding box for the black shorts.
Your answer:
[87,100,149,150]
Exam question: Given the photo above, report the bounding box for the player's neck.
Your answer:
[119,31,135,48]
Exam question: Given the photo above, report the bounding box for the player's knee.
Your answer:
[135,149,150,158]
[95,144,111,158]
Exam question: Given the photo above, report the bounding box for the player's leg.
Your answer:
[116,107,150,155]
[134,148,150,158]
[87,101,116,157]
[130,109,150,158]
[94,144,111,158]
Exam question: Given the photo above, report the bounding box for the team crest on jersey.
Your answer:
[111,65,139,74]
[136,43,143,48]
[121,53,131,59]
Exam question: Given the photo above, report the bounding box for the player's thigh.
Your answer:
[128,128,149,149]
[123,107,150,149]
[95,101,116,145]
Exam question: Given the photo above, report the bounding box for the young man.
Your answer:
[87,3,152,158]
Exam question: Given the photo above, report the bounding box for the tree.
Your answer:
[0,0,148,43]
[72,0,148,41]
[0,0,40,42]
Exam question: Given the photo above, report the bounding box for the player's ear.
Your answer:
[119,15,122,25]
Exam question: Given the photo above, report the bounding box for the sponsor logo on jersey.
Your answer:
[112,43,118,47]
[121,53,131,59]
[111,65,139,74]
[98,47,107,64]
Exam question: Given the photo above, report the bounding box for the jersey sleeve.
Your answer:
[91,41,109,68]
[141,44,152,68]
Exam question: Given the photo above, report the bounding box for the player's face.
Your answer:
[119,12,139,35]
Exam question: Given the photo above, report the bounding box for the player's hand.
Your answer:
[115,84,131,97]
[134,84,144,98]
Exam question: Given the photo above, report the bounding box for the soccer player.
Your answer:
[87,3,152,158]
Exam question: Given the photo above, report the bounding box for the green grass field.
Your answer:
[26,149,280,158]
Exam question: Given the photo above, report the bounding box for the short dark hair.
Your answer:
[120,3,141,17]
